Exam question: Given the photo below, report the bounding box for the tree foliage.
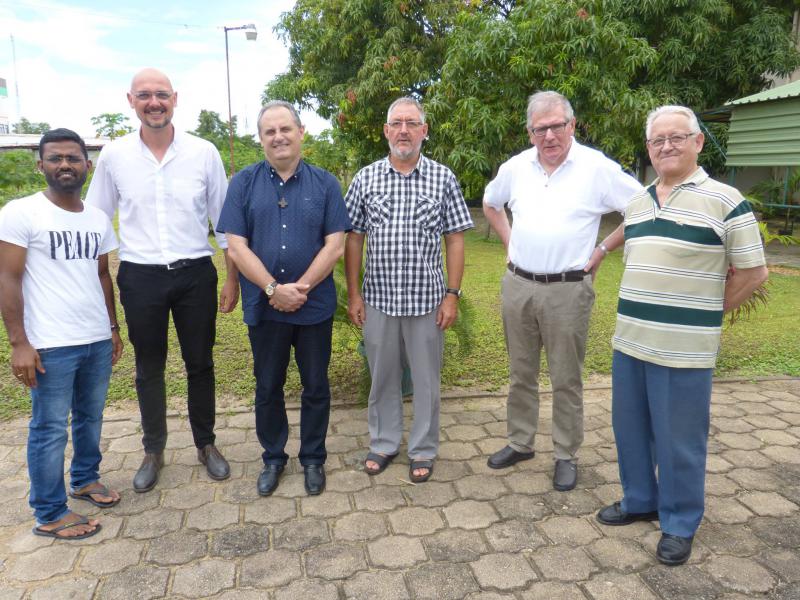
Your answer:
[191,109,262,175]
[90,112,133,139]
[267,0,800,197]
[0,151,44,207]
[12,117,50,134]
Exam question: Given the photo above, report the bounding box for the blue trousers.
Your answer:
[248,318,333,467]
[28,339,112,524]
[612,351,712,538]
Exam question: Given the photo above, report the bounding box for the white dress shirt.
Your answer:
[484,139,643,273]
[85,129,228,264]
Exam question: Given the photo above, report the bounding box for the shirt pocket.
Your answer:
[303,195,325,229]
[366,194,391,230]
[414,193,442,234]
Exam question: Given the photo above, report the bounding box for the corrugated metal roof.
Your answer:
[725,99,800,166]
[0,133,110,150]
[727,79,800,106]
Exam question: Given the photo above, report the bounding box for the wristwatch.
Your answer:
[598,242,609,256]
[445,288,462,298]
[265,281,278,297]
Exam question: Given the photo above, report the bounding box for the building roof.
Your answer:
[727,79,800,106]
[0,133,110,150]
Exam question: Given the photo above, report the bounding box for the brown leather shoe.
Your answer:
[198,444,230,481]
[133,453,164,493]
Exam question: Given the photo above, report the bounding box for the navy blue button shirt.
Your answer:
[217,160,351,326]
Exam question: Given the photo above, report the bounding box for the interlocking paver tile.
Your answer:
[750,516,800,548]
[484,518,548,552]
[390,506,445,535]
[542,489,603,515]
[80,538,144,575]
[530,545,599,582]
[439,441,481,460]
[432,459,472,481]
[762,445,800,464]
[444,499,500,529]
[185,501,240,530]
[491,494,551,522]
[641,565,722,600]
[404,481,458,507]
[519,581,588,600]
[704,555,776,595]
[301,491,352,517]
[406,563,479,600]
[583,573,659,600]
[96,566,169,600]
[754,429,800,446]
[538,516,601,545]
[273,518,329,551]
[353,486,406,511]
[704,496,754,524]
[333,511,387,541]
[587,537,652,571]
[774,583,800,600]
[8,545,79,582]
[304,543,368,579]
[28,578,98,600]
[705,473,739,496]
[696,522,766,556]
[471,552,538,590]
[243,496,297,524]
[423,528,489,562]
[172,559,236,598]
[144,529,207,565]
[240,549,302,588]
[756,549,800,582]
[326,470,371,492]
[209,524,270,557]
[367,535,427,568]
[162,482,216,509]
[454,474,508,500]
[738,491,798,516]
[274,578,340,600]
[504,471,553,494]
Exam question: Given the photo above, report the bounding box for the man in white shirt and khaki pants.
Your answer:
[86,68,239,492]
[483,91,642,491]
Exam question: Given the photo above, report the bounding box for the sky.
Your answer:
[0,0,329,139]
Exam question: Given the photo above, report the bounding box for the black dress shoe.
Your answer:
[304,465,326,496]
[553,459,578,491]
[487,445,535,469]
[656,533,693,566]
[133,453,164,493]
[198,444,230,481]
[257,465,284,497]
[597,501,659,526]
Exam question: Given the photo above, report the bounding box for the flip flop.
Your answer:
[69,483,120,508]
[33,515,102,540]
[409,459,434,483]
[364,452,399,475]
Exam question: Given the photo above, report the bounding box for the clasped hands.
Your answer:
[269,282,310,312]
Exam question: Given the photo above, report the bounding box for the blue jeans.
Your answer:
[611,350,712,538]
[28,339,112,524]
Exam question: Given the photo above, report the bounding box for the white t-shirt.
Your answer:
[484,140,643,273]
[0,192,118,349]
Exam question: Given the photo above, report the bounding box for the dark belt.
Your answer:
[129,256,212,271]
[507,261,587,283]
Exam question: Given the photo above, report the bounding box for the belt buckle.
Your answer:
[166,260,182,271]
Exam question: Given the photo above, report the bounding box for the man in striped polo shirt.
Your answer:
[596,105,768,566]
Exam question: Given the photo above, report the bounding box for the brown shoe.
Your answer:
[133,453,164,493]
[198,445,230,481]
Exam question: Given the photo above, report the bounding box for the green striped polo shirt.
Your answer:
[612,167,765,368]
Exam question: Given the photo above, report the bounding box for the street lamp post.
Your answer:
[224,23,257,176]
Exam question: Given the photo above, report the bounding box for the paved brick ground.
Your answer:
[1,378,799,599]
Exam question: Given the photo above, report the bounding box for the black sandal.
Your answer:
[409,459,434,483]
[364,452,398,475]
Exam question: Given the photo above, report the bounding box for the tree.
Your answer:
[0,151,44,206]
[267,0,800,197]
[12,117,50,134]
[191,110,262,175]
[90,112,133,139]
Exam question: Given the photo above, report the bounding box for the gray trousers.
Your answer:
[363,304,443,459]
[501,270,595,461]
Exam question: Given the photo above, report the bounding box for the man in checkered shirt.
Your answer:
[344,97,473,483]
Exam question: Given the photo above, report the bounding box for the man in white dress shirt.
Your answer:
[482,91,642,491]
[86,68,239,492]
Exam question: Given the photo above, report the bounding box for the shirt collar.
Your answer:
[383,154,427,177]
[649,166,708,190]
[529,137,578,173]
[267,159,305,181]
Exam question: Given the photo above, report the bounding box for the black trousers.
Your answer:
[118,259,218,453]
[248,318,333,466]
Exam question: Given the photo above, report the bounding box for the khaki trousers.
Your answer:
[501,270,595,460]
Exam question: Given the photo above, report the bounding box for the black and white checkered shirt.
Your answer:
[345,154,474,316]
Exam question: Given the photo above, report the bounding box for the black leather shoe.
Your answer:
[487,445,535,469]
[133,453,164,493]
[656,533,693,566]
[553,459,577,491]
[304,465,326,496]
[198,444,230,481]
[597,501,659,526]
[257,465,284,497]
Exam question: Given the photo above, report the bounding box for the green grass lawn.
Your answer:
[1,227,798,420]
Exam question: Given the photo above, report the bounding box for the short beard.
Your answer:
[44,170,87,194]
[389,142,420,161]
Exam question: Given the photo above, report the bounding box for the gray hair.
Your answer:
[646,105,700,139]
[386,97,426,124]
[526,91,574,128]
[257,100,302,134]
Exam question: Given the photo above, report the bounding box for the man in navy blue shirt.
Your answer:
[217,101,351,497]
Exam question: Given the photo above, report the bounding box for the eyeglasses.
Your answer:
[43,154,84,164]
[529,121,570,138]
[646,133,697,149]
[132,91,174,101]
[387,120,423,130]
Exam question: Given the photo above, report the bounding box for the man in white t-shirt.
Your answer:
[0,129,123,540]
[483,91,643,491]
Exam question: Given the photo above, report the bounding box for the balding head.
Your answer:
[128,68,178,131]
